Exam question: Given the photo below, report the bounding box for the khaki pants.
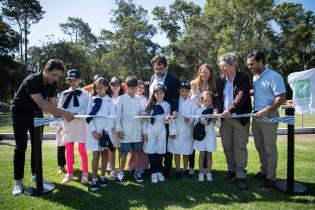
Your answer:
[220,118,250,178]
[252,110,279,181]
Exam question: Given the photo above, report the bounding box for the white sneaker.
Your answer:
[60,173,73,184]
[198,173,204,182]
[157,172,165,182]
[151,173,158,184]
[189,168,194,175]
[206,173,213,181]
[108,171,116,181]
[81,173,89,184]
[12,180,24,196]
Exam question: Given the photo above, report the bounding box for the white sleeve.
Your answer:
[115,96,123,132]
[106,101,116,133]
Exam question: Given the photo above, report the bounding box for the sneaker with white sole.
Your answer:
[108,171,116,181]
[198,173,204,182]
[151,173,158,184]
[12,180,24,196]
[157,172,165,182]
[81,173,89,184]
[91,178,99,191]
[100,176,107,187]
[60,173,73,184]
[189,168,194,175]
[134,170,144,183]
[206,173,213,181]
[117,171,125,184]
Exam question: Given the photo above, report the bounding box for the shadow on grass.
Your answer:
[37,169,315,209]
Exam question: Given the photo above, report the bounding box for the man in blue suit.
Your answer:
[149,55,180,177]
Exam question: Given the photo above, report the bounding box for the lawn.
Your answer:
[0,136,314,210]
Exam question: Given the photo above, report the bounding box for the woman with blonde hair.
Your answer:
[189,63,216,175]
[190,64,216,106]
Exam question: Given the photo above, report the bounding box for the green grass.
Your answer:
[0,137,314,210]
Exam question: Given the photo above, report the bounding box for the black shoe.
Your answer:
[134,171,144,183]
[223,171,236,180]
[183,170,192,178]
[236,178,247,190]
[175,171,182,179]
[116,171,125,184]
[91,179,99,191]
[262,179,275,191]
[253,172,267,180]
[100,176,107,187]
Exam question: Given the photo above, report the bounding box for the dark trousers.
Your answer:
[149,153,163,174]
[189,150,207,169]
[57,146,66,167]
[163,124,173,175]
[12,109,42,180]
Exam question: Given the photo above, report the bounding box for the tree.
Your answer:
[28,41,96,90]
[99,0,159,80]
[60,17,97,48]
[0,15,26,101]
[2,0,45,64]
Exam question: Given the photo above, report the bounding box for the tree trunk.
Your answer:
[24,7,28,65]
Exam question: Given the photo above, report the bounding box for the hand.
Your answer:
[63,111,74,122]
[116,131,124,140]
[221,110,231,119]
[184,117,190,123]
[92,131,101,140]
[142,134,148,142]
[165,115,172,122]
[201,120,209,126]
[253,109,268,119]
[172,111,178,119]
[170,134,176,139]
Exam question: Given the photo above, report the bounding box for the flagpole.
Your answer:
[275,106,307,194]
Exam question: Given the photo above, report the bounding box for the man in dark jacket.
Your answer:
[214,52,252,189]
[149,55,180,177]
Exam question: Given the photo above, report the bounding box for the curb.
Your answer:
[1,128,314,140]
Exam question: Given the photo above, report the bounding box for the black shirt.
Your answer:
[13,71,57,114]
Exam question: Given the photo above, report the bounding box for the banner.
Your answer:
[288,68,315,114]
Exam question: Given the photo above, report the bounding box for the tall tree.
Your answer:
[2,0,45,64]
[0,15,26,101]
[100,0,159,80]
[60,17,97,48]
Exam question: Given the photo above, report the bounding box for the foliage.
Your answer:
[1,0,45,64]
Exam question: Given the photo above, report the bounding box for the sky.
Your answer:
[6,0,315,48]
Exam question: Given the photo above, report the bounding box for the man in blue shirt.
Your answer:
[247,51,286,190]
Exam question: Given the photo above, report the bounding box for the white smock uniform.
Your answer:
[110,96,120,148]
[115,93,142,143]
[168,97,199,155]
[193,107,217,152]
[58,87,89,144]
[143,101,172,154]
[86,95,115,151]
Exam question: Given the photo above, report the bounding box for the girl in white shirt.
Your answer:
[86,77,115,191]
[143,83,173,183]
[58,69,89,185]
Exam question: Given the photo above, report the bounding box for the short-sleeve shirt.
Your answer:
[13,71,57,113]
[253,67,286,112]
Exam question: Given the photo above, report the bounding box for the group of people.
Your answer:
[11,51,286,196]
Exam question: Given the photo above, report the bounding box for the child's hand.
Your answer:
[92,131,101,140]
[116,131,124,140]
[184,117,190,123]
[165,115,172,122]
[170,134,176,139]
[201,120,209,126]
[142,134,148,142]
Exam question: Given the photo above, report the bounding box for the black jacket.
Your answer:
[214,71,252,125]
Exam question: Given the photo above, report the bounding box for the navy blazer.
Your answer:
[150,71,180,113]
[214,70,252,125]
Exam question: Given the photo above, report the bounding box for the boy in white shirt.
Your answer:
[116,76,143,184]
